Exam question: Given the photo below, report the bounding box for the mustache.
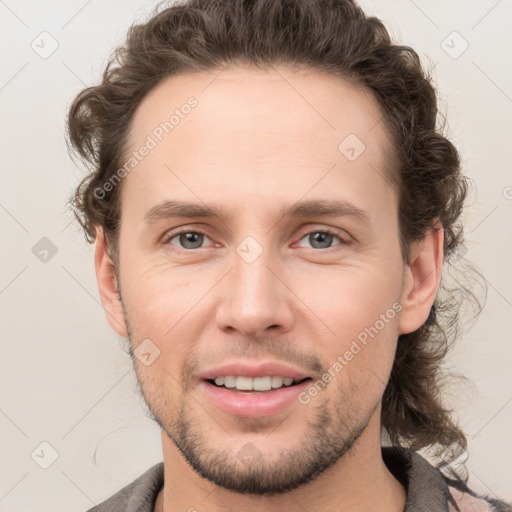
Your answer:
[183,336,325,382]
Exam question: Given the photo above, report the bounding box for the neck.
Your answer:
[156,413,406,512]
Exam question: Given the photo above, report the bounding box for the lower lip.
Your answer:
[199,379,312,418]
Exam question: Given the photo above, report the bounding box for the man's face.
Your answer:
[104,66,411,494]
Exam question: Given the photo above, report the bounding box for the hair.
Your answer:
[66,0,486,477]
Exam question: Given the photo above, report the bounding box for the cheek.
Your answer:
[120,262,216,382]
[296,262,401,338]
[121,255,199,323]
[297,265,401,390]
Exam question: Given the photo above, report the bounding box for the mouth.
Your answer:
[199,376,314,417]
[205,376,312,393]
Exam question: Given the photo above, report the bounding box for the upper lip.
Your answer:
[199,361,311,381]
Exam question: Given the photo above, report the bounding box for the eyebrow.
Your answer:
[143,199,370,224]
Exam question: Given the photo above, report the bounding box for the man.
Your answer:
[67,0,511,510]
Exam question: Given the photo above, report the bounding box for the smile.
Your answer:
[200,377,313,417]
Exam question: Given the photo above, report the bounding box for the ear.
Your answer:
[94,226,128,338]
[398,222,444,335]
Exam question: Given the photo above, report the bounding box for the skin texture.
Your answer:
[95,65,443,511]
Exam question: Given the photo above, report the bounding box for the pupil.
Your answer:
[180,232,203,249]
[310,232,332,249]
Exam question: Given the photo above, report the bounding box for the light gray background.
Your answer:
[0,0,511,510]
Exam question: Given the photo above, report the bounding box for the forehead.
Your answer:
[121,66,396,221]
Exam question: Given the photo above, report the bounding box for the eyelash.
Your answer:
[162,227,349,252]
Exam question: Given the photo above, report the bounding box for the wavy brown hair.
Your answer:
[66,0,486,475]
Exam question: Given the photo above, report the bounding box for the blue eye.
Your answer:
[163,228,347,252]
[167,231,211,250]
[297,229,344,250]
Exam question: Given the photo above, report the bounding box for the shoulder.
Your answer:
[86,462,164,512]
[445,478,512,512]
[382,447,512,512]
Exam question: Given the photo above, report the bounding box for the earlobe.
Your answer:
[397,223,444,335]
[94,226,128,338]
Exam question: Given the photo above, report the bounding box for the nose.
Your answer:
[214,242,294,337]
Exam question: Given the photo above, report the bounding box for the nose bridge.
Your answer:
[215,233,293,335]
[232,235,278,313]
[234,238,273,299]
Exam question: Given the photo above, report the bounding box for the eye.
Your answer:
[296,229,346,250]
[165,230,213,250]
[162,227,348,252]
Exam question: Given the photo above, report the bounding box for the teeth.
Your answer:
[212,376,299,391]
[224,376,236,388]
[253,377,272,391]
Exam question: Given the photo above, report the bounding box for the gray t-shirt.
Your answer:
[86,447,512,512]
